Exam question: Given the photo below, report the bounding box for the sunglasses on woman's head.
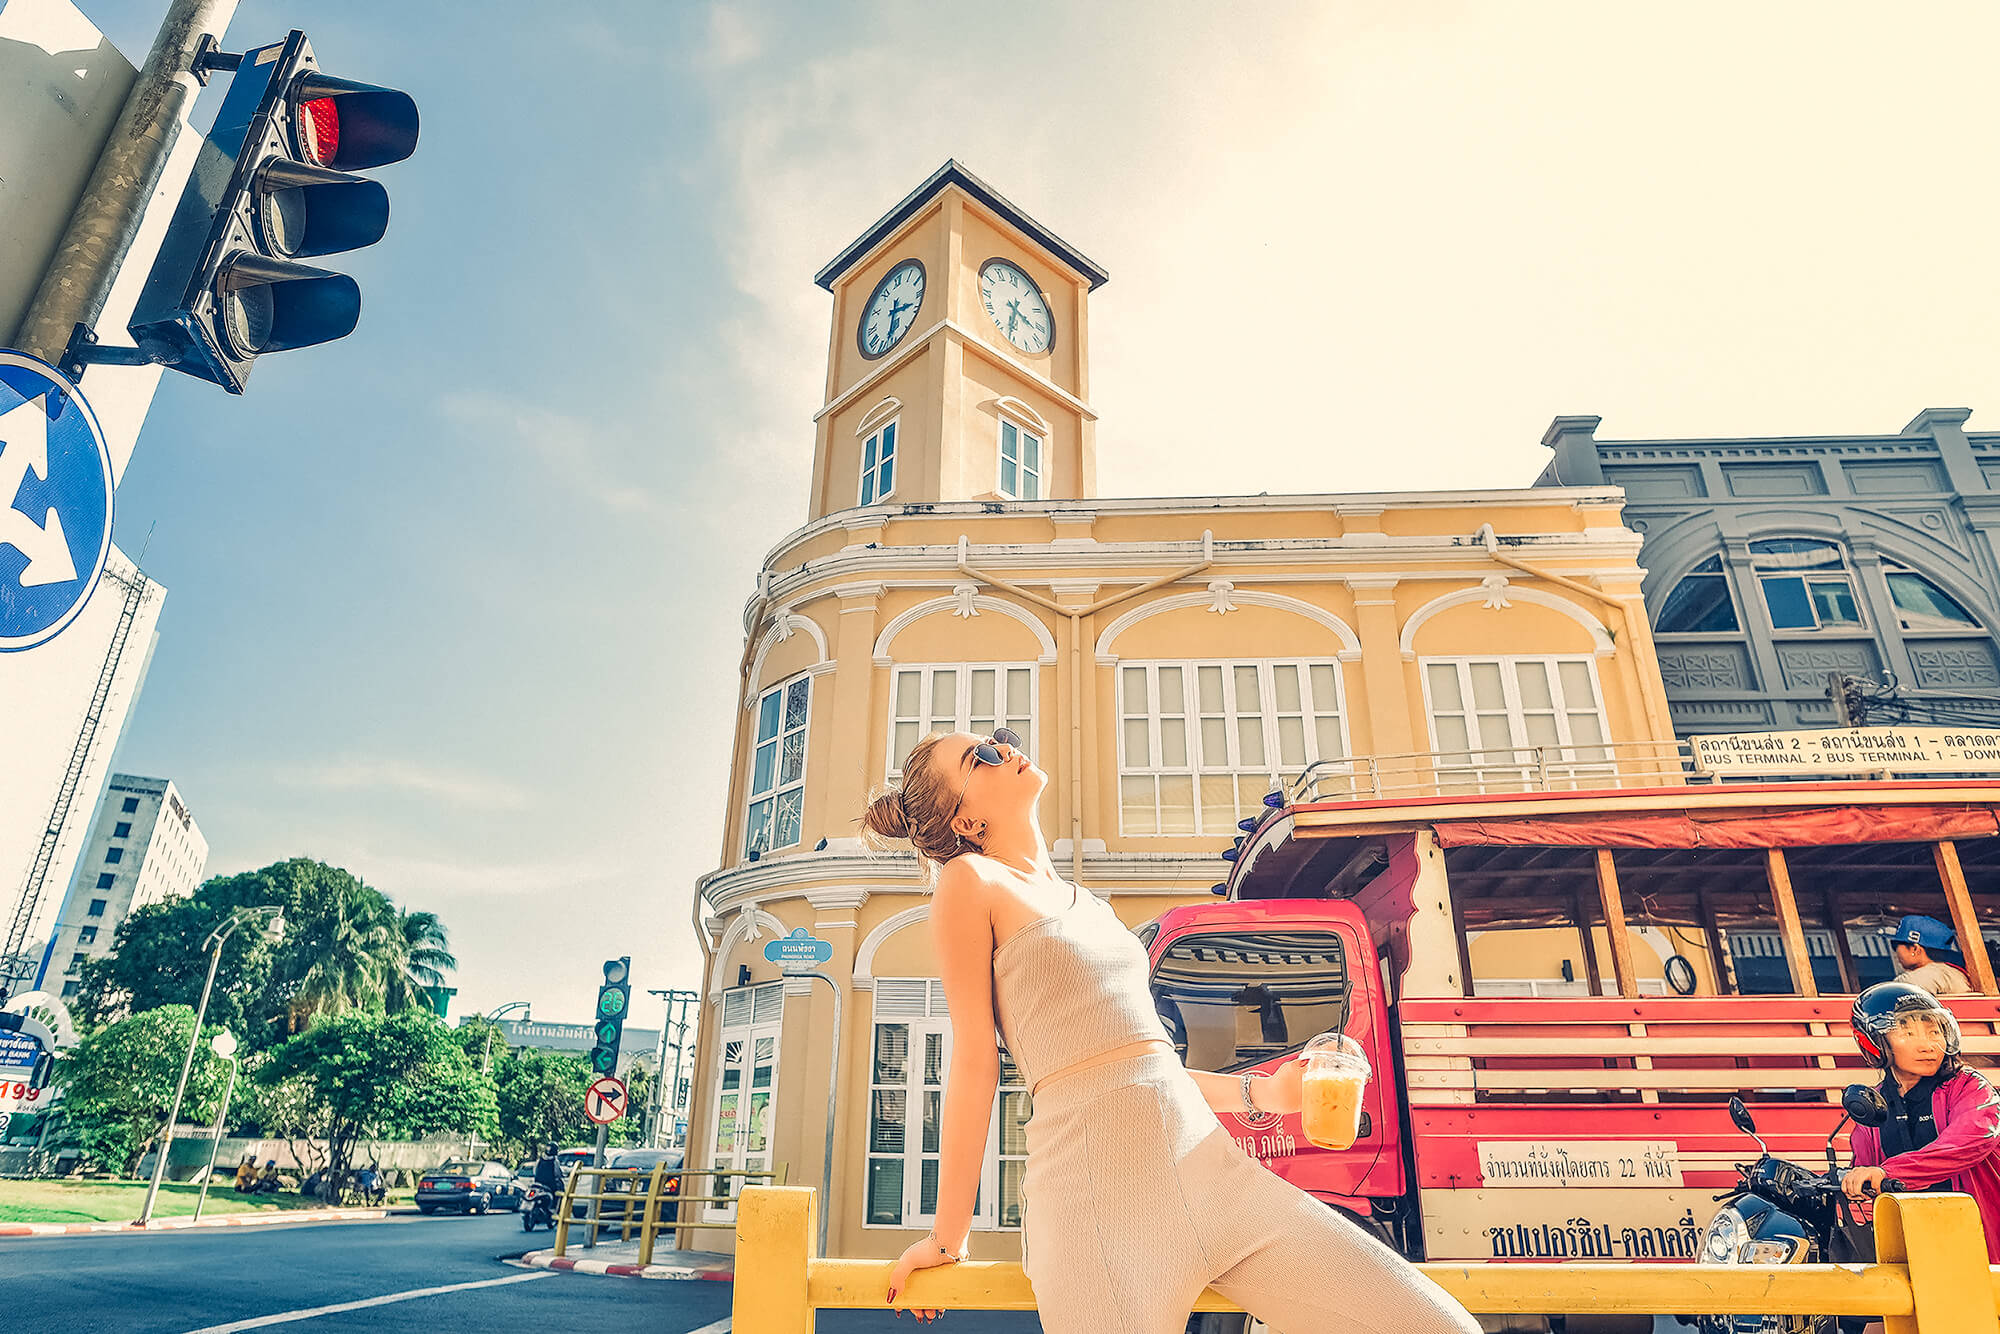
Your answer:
[948,728,1027,833]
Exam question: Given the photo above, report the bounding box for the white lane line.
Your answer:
[179,1269,554,1333]
[685,1319,732,1334]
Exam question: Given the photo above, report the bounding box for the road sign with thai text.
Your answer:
[1691,725,2000,776]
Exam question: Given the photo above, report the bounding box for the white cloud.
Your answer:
[276,757,534,812]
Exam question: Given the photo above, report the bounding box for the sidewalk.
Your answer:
[0,1206,400,1237]
[517,1239,734,1280]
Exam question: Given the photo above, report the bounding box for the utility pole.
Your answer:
[1828,672,1860,728]
[15,0,239,366]
[646,989,697,1148]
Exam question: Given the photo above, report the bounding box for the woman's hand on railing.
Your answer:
[886,1235,955,1322]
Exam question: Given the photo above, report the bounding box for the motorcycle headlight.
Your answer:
[1702,1208,1750,1263]
[1739,1238,1806,1265]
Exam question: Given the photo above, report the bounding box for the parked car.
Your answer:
[416,1160,523,1215]
[570,1147,683,1231]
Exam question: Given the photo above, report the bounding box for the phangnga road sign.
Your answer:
[1690,725,2000,777]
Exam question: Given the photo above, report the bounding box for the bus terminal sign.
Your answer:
[1691,726,2000,777]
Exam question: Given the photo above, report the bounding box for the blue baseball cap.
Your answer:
[1884,914,1963,957]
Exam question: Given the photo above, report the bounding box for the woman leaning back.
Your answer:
[865,729,1479,1334]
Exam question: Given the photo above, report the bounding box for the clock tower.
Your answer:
[806,161,1109,524]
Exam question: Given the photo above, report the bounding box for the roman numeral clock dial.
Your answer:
[979,259,1053,354]
[858,259,926,359]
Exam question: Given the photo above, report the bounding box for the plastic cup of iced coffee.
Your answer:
[1301,1032,1370,1151]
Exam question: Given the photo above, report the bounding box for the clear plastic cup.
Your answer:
[1301,1032,1370,1151]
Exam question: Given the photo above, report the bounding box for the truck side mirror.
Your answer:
[1728,1095,1758,1136]
[1842,1084,1889,1129]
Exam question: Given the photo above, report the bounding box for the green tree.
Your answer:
[261,1010,497,1200]
[72,859,458,1048]
[494,1048,591,1158]
[57,1006,230,1176]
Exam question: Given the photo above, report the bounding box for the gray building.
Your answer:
[1539,408,2000,735]
[37,774,207,997]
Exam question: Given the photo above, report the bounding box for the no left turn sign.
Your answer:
[585,1074,629,1124]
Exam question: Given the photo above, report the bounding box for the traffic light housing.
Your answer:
[128,31,418,392]
[589,957,632,1077]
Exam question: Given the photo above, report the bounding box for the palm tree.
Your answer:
[280,877,401,1032]
[384,909,457,1014]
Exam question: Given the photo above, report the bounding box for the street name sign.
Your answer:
[763,927,833,972]
[1690,725,2000,777]
[0,351,112,651]
[585,1074,629,1125]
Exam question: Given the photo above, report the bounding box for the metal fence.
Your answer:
[553,1164,783,1265]
[1286,739,1701,804]
[734,1186,1999,1334]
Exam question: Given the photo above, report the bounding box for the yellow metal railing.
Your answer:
[734,1187,2000,1334]
[552,1165,783,1265]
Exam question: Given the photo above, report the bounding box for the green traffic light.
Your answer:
[598,988,627,1018]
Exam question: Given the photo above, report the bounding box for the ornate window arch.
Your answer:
[746,611,833,707]
[707,906,789,996]
[852,903,931,991]
[1399,583,1616,661]
[1094,588,1361,665]
[872,591,1058,666]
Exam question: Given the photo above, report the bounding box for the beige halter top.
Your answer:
[991,884,1172,1090]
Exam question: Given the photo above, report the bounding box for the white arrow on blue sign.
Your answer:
[0,351,113,652]
[763,927,833,971]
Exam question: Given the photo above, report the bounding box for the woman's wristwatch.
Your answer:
[1238,1071,1279,1127]
[927,1229,967,1263]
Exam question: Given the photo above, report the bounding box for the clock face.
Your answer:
[858,260,925,359]
[979,259,1053,354]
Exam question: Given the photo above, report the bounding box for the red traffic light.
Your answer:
[290,73,418,172]
[299,96,340,165]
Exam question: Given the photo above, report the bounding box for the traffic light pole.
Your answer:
[15,0,239,366]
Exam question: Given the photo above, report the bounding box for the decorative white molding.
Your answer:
[1399,584,1616,660]
[1479,575,1512,609]
[1048,579,1100,599]
[852,903,933,992]
[1206,580,1238,614]
[873,593,1059,666]
[708,906,790,996]
[782,975,816,996]
[746,612,831,703]
[991,394,1052,435]
[855,396,903,436]
[1094,589,1363,665]
[808,888,871,912]
[696,851,923,911]
[951,582,980,618]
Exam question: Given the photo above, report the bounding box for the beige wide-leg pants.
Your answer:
[1020,1050,1478,1334]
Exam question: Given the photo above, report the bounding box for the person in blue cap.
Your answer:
[1885,914,1973,996]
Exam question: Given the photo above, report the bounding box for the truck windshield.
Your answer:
[1150,928,1350,1073]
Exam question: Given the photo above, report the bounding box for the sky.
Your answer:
[71,0,2000,1026]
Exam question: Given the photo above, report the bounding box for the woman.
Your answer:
[867,729,1479,1334]
[1842,981,2000,1261]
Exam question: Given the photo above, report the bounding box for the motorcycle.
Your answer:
[522,1184,558,1232]
[1685,1084,1897,1334]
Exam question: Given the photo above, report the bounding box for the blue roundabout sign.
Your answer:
[0,351,113,652]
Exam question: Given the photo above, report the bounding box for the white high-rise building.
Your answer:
[39,775,207,998]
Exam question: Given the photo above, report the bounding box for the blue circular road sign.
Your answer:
[0,351,113,652]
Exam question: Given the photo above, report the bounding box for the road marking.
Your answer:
[179,1270,553,1333]
[685,1320,731,1334]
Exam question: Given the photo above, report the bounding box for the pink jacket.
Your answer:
[1851,1069,2000,1262]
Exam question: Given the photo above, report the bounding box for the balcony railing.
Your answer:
[1284,740,1701,805]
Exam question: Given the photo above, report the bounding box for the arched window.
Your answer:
[1750,539,1861,631]
[1883,561,1978,631]
[1656,555,1739,634]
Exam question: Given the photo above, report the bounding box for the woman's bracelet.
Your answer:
[927,1229,966,1263]
[1238,1071,1279,1127]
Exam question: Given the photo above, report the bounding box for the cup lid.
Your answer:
[1303,1031,1368,1063]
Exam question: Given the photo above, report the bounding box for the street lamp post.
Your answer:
[136,905,283,1228]
[192,1030,239,1223]
[481,1000,531,1072]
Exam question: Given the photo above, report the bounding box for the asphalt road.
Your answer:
[0,1212,1041,1334]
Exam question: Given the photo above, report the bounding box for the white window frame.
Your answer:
[859,418,899,507]
[864,978,1028,1231]
[1749,539,1866,634]
[745,673,812,857]
[1115,659,1351,837]
[704,982,785,1223]
[1419,655,1611,792]
[886,663,1038,778]
[997,418,1042,501]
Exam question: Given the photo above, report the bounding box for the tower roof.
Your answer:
[813,160,1110,293]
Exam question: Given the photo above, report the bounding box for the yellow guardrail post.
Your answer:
[1874,1192,1996,1334]
[552,1168,580,1257]
[637,1162,668,1267]
[735,1187,815,1334]
[735,1189,1994,1334]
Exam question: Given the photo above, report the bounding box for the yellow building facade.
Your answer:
[681,163,1678,1259]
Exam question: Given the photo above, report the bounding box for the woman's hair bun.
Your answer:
[862,788,912,844]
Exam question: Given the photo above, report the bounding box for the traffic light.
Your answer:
[589,957,632,1076]
[128,30,418,393]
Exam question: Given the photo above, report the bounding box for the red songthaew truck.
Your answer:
[1140,778,2000,1268]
